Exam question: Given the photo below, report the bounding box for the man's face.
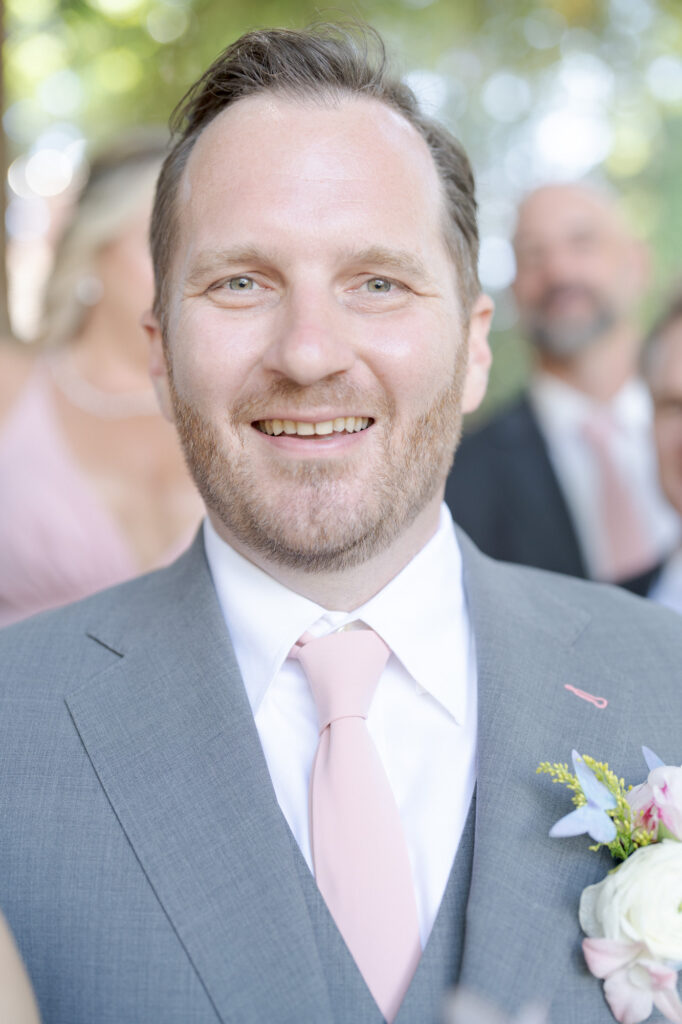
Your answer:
[147,94,491,572]
[650,324,682,519]
[513,186,645,358]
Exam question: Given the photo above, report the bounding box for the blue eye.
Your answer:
[366,278,391,292]
[227,277,254,291]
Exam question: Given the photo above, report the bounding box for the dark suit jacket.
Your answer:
[445,394,660,597]
[1,529,682,1022]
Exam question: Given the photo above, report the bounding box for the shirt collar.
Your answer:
[530,372,653,435]
[203,504,469,724]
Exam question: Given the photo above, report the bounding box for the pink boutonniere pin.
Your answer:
[538,748,682,1024]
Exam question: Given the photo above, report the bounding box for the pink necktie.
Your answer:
[290,628,421,1022]
[581,412,655,581]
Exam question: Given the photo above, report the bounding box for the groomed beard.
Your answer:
[525,284,618,359]
[168,343,468,574]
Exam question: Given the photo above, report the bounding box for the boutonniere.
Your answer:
[538,748,682,1024]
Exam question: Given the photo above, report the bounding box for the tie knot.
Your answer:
[290,628,390,731]
[581,410,615,447]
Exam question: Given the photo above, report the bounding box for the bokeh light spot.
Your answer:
[481,72,531,122]
[3,100,47,145]
[479,237,516,292]
[606,124,652,177]
[535,109,611,179]
[25,150,73,197]
[37,70,84,117]
[7,33,67,82]
[86,0,147,16]
[7,157,32,200]
[7,0,58,23]
[647,56,682,105]
[93,49,144,94]
[523,9,566,50]
[147,5,189,43]
[609,0,654,34]
[559,53,614,104]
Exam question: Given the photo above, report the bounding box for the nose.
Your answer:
[261,291,355,386]
[541,243,578,286]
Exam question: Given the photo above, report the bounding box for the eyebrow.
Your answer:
[184,244,434,288]
[185,247,270,288]
[341,246,433,285]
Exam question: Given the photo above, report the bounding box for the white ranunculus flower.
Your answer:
[579,839,682,965]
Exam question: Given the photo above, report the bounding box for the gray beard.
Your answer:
[528,307,616,359]
[523,284,619,359]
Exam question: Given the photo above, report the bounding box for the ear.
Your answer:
[462,293,494,415]
[141,309,174,423]
[626,238,650,299]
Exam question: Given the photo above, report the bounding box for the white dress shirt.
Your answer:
[650,547,682,615]
[530,374,679,579]
[204,504,477,948]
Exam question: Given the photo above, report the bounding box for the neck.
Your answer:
[70,301,152,392]
[536,323,640,402]
[209,496,443,611]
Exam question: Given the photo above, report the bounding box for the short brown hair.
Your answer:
[150,22,480,329]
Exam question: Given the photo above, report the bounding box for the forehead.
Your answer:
[514,187,624,247]
[178,92,446,251]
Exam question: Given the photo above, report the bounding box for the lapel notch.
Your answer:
[66,537,332,1023]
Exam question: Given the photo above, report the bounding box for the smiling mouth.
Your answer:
[254,417,372,436]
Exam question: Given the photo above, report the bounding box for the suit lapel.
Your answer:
[456,531,634,1012]
[66,536,332,1024]
[62,525,642,1019]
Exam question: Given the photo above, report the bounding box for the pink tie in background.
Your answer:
[581,412,655,581]
[290,627,421,1023]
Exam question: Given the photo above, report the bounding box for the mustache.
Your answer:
[231,378,393,424]
[538,283,600,311]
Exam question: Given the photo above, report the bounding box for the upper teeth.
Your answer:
[258,417,370,436]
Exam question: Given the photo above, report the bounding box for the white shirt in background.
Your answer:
[530,374,679,580]
[204,505,477,949]
[650,547,682,615]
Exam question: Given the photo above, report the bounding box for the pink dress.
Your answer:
[0,366,194,626]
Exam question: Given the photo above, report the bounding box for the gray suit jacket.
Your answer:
[1,529,680,1023]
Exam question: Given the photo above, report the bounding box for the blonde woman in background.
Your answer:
[0,912,41,1023]
[0,136,203,626]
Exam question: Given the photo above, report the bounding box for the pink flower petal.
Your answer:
[647,964,679,989]
[582,938,644,979]
[650,967,682,1024]
[603,968,654,1024]
[653,989,682,1024]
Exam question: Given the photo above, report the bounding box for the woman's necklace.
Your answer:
[48,351,161,420]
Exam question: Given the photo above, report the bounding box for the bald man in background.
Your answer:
[446,183,679,593]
